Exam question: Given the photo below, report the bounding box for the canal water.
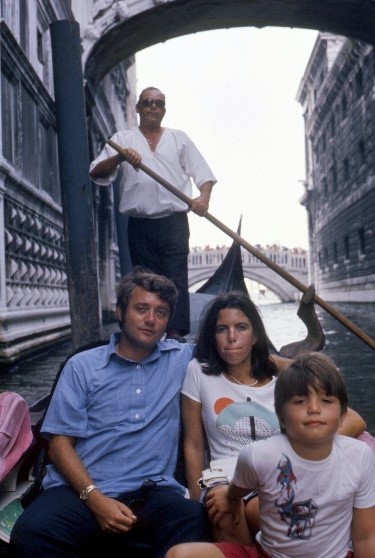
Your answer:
[0,301,374,434]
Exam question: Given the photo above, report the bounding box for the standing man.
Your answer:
[89,87,217,341]
[10,267,211,558]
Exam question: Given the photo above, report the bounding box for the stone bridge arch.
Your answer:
[83,0,375,93]
[189,268,295,301]
[189,266,306,302]
[187,247,308,301]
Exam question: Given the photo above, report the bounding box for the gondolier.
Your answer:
[89,86,217,341]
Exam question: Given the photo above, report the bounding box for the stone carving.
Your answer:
[83,1,131,52]
[92,1,130,31]
[4,199,68,310]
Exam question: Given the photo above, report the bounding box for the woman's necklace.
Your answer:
[225,372,258,387]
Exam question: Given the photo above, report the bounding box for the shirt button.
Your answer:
[137,365,141,369]
[135,413,140,420]
[136,388,141,394]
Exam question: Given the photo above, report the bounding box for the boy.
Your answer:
[166,352,375,558]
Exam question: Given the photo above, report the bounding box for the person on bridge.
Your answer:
[89,86,217,342]
[10,267,211,558]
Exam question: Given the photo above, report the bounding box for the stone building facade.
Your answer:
[297,33,375,302]
[0,1,137,364]
[2,2,374,364]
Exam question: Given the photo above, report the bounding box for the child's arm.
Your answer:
[205,482,249,527]
[337,407,366,438]
[227,482,251,504]
[351,505,375,557]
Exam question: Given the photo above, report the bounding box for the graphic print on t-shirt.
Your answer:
[214,398,280,447]
[274,453,318,539]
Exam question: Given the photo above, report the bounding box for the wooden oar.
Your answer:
[107,139,375,351]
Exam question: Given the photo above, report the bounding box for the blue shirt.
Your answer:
[41,333,194,496]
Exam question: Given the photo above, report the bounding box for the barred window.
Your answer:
[1,70,18,164]
[21,83,38,183]
[19,1,29,55]
[37,29,44,64]
[39,119,61,203]
[358,228,365,255]
[333,242,338,264]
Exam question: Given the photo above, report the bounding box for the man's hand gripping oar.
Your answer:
[109,141,209,217]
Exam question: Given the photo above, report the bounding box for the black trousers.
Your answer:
[10,485,211,558]
[127,213,190,335]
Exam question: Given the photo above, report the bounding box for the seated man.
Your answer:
[10,267,211,558]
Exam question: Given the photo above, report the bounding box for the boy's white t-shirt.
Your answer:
[233,433,375,558]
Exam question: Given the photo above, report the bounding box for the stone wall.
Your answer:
[298,35,375,302]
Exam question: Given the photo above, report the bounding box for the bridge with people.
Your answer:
[188,244,308,302]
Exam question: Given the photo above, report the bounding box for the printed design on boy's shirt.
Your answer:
[214,398,280,447]
[274,453,318,540]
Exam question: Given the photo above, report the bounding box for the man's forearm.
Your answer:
[49,435,95,496]
[90,154,123,181]
[199,181,214,202]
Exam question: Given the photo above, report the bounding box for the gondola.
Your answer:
[0,226,324,553]
[0,229,372,556]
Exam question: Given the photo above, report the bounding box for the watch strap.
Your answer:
[80,484,97,501]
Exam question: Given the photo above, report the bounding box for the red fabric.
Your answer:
[214,542,353,558]
[214,543,271,558]
[0,391,33,482]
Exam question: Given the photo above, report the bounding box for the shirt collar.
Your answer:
[97,331,181,369]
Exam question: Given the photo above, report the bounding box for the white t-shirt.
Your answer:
[90,127,217,218]
[233,434,375,558]
[181,358,280,461]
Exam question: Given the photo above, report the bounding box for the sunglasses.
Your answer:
[140,98,165,109]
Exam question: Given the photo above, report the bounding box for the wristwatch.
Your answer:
[79,484,98,501]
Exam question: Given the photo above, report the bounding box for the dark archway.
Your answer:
[84,0,375,91]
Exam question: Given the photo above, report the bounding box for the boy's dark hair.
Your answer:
[116,266,178,327]
[274,352,348,433]
[195,291,277,380]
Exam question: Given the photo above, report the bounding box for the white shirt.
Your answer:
[182,358,280,461]
[90,127,217,218]
[234,434,375,558]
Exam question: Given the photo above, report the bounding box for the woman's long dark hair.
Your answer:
[195,291,277,380]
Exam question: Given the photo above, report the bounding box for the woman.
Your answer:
[182,292,366,543]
